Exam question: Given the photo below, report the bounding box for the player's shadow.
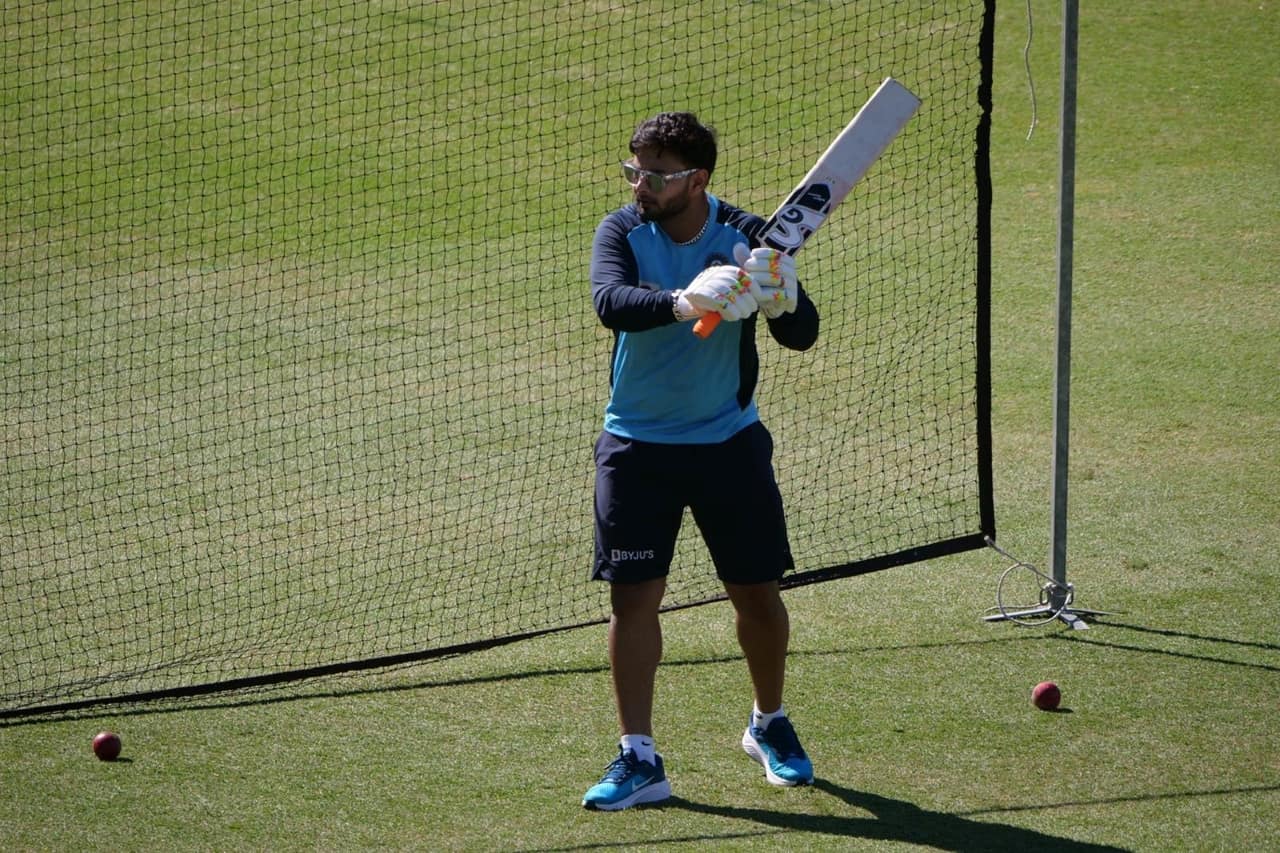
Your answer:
[668,778,1130,852]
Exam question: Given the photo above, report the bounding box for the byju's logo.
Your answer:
[611,548,655,562]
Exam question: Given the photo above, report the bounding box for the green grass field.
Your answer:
[3,1,1278,850]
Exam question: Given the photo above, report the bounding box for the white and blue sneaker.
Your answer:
[582,748,672,811]
[742,716,814,786]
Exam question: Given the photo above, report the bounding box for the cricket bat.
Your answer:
[692,77,921,338]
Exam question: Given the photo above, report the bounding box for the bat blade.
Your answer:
[693,77,921,338]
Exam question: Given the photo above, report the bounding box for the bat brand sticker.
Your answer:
[761,182,833,252]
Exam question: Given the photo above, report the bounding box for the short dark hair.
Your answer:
[629,112,717,176]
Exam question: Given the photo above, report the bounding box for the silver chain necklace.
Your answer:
[674,211,710,246]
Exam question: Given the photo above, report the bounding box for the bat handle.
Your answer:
[692,312,722,338]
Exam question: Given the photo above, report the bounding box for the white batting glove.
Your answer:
[679,265,759,322]
[733,243,798,319]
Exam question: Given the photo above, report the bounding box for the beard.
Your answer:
[637,191,691,224]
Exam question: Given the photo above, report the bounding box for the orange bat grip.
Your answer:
[692,312,722,338]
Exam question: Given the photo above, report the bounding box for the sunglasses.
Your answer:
[621,162,700,193]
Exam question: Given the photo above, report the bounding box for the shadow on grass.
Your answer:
[1050,621,1280,673]
[672,779,1130,852]
[4,634,1045,726]
[535,779,1132,852]
[1100,621,1280,652]
[954,782,1280,817]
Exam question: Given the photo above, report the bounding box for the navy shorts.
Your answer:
[592,421,794,585]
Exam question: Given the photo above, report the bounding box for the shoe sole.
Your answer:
[582,778,672,811]
[742,729,814,787]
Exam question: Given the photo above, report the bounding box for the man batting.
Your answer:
[583,111,820,811]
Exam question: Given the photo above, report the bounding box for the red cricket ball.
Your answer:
[92,730,122,761]
[1031,681,1062,711]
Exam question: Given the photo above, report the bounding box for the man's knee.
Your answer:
[724,580,787,622]
[610,577,666,618]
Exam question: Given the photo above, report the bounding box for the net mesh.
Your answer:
[2,0,993,716]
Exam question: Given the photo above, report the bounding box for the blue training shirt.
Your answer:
[590,194,819,444]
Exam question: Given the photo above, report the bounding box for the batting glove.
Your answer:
[679,264,759,322]
[734,243,798,319]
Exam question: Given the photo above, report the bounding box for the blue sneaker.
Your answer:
[742,716,814,786]
[582,748,671,811]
